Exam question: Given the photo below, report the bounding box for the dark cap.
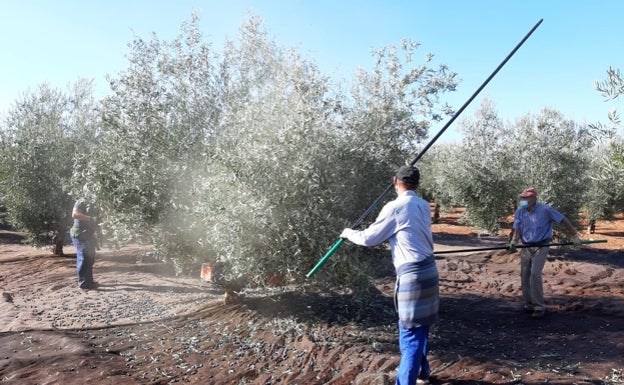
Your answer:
[396,165,420,185]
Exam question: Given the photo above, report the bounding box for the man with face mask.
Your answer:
[509,187,581,318]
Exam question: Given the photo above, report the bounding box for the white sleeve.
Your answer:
[343,204,397,247]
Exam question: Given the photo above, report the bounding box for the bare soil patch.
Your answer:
[1,208,623,384]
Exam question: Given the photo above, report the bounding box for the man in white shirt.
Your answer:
[341,165,439,385]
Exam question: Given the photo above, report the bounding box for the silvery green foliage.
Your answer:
[584,140,624,220]
[451,98,518,234]
[449,101,599,235]
[594,66,623,132]
[90,13,458,286]
[584,67,624,219]
[511,108,596,226]
[199,18,345,283]
[417,144,460,210]
[343,41,457,173]
[90,13,221,247]
[185,17,458,286]
[0,80,97,245]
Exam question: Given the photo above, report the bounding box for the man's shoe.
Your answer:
[80,282,99,290]
[531,308,546,318]
[417,374,433,385]
[523,304,534,313]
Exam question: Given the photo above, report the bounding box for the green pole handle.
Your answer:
[306,238,344,278]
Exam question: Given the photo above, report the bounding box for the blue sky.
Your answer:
[1,1,622,141]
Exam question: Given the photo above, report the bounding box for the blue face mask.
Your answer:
[519,200,529,208]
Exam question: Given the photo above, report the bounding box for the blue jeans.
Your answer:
[396,322,430,385]
[72,236,96,287]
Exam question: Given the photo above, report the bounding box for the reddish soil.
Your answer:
[1,208,623,385]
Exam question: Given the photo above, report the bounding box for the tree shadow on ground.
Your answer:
[433,233,508,249]
[0,230,26,244]
[559,247,624,268]
[433,293,624,373]
[244,286,396,328]
[593,230,624,237]
[95,252,179,276]
[242,285,624,378]
[95,283,206,294]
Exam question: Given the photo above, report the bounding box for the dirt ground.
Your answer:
[1,208,623,385]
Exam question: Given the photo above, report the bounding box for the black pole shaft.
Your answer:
[409,18,543,168]
[434,239,607,255]
[351,19,543,230]
[307,19,544,278]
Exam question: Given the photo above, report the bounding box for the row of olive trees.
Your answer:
[420,100,594,234]
[1,12,622,287]
[419,90,623,237]
[0,13,458,288]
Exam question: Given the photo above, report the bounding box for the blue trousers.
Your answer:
[396,322,430,385]
[72,236,96,287]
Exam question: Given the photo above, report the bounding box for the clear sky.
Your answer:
[1,1,622,141]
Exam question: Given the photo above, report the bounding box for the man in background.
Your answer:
[70,185,100,290]
[509,187,581,318]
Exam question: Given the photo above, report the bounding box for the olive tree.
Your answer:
[585,141,624,221]
[584,66,624,221]
[447,98,518,234]
[511,108,597,227]
[183,17,458,286]
[0,80,98,245]
[327,41,457,276]
[342,42,457,189]
[444,102,600,236]
[88,13,222,248]
[417,144,462,222]
[38,13,458,288]
[156,15,348,280]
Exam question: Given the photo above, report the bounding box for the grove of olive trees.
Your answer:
[1,13,622,288]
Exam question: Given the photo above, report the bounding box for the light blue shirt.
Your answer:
[342,190,434,269]
[513,202,564,243]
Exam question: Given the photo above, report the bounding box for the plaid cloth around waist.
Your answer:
[395,256,440,329]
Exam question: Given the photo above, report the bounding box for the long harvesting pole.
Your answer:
[306,19,544,278]
[434,239,607,255]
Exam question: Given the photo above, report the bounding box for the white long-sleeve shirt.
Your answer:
[342,190,434,269]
